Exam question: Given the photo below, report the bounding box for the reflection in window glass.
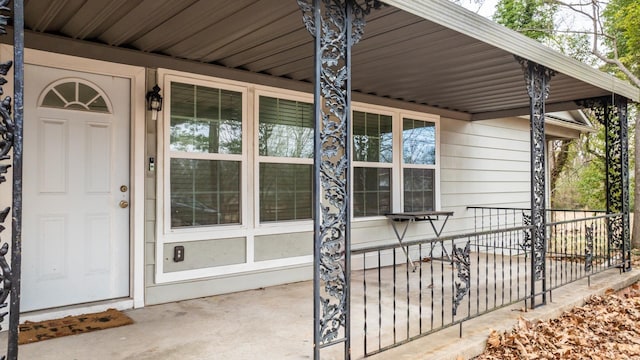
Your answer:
[40,81,110,113]
[170,82,242,154]
[352,110,393,218]
[259,96,313,158]
[403,168,434,212]
[260,163,312,222]
[353,167,391,217]
[403,118,435,165]
[78,83,99,104]
[170,159,241,227]
[353,111,392,163]
[258,96,314,223]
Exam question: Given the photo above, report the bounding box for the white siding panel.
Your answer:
[441,169,528,182]
[442,131,527,151]
[441,181,529,195]
[441,143,529,162]
[443,192,530,207]
[442,157,530,172]
[440,116,530,212]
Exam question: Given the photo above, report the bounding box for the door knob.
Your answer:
[119,200,129,208]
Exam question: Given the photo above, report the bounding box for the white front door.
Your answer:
[22,65,131,312]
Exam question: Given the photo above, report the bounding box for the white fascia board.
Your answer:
[546,118,595,134]
[382,0,640,102]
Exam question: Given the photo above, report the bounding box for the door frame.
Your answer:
[1,45,146,311]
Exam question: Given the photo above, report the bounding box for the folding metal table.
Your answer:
[385,211,454,271]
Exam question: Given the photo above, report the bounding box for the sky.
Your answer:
[457,0,594,33]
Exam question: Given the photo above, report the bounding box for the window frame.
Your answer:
[350,104,395,220]
[350,105,441,220]
[159,71,249,240]
[253,87,315,229]
[399,110,441,213]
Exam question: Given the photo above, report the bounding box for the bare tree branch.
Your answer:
[549,0,640,88]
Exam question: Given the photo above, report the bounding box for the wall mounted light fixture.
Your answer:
[145,84,163,120]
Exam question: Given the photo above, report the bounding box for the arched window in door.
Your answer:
[39,78,112,113]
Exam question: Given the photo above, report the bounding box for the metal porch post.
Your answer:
[518,58,554,309]
[0,0,24,359]
[297,1,379,358]
[578,96,631,271]
[615,96,631,271]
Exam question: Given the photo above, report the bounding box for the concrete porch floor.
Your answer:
[4,267,640,360]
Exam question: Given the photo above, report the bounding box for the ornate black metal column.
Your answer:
[298,1,379,358]
[578,95,631,271]
[518,58,554,308]
[0,0,24,359]
[615,95,631,271]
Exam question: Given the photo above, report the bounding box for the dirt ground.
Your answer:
[474,253,640,360]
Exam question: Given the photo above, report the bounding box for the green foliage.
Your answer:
[551,33,596,65]
[553,111,636,211]
[603,0,640,79]
[493,0,557,41]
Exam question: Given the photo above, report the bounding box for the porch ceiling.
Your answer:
[20,0,639,120]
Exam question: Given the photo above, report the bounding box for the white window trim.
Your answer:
[350,104,441,221]
[158,71,250,241]
[155,73,316,283]
[351,103,396,221]
[253,87,315,230]
[399,110,441,212]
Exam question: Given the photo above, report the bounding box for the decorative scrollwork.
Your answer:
[298,0,382,43]
[578,96,630,269]
[0,53,13,335]
[0,1,20,359]
[297,0,316,35]
[452,241,470,317]
[521,212,531,250]
[0,0,9,36]
[298,0,379,352]
[585,223,594,272]
[0,3,14,357]
[517,57,554,281]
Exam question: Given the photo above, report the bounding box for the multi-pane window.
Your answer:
[352,110,392,217]
[165,78,440,230]
[169,82,243,227]
[258,96,314,222]
[402,118,436,212]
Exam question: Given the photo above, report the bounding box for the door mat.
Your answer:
[18,308,134,345]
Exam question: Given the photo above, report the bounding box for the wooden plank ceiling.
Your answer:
[22,0,618,118]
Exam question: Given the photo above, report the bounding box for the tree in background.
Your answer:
[493,0,557,41]
[493,0,580,209]
[490,0,640,248]
[549,0,640,246]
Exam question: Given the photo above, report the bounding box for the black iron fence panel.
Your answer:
[353,226,531,356]
[354,208,624,356]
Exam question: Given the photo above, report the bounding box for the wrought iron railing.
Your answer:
[467,206,606,232]
[354,208,624,356]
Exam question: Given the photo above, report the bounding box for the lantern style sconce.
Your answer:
[146,84,163,120]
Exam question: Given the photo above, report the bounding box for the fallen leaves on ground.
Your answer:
[476,282,640,360]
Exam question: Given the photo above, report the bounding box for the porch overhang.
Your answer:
[9,0,639,122]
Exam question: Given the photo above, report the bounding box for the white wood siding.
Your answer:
[440,117,531,235]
